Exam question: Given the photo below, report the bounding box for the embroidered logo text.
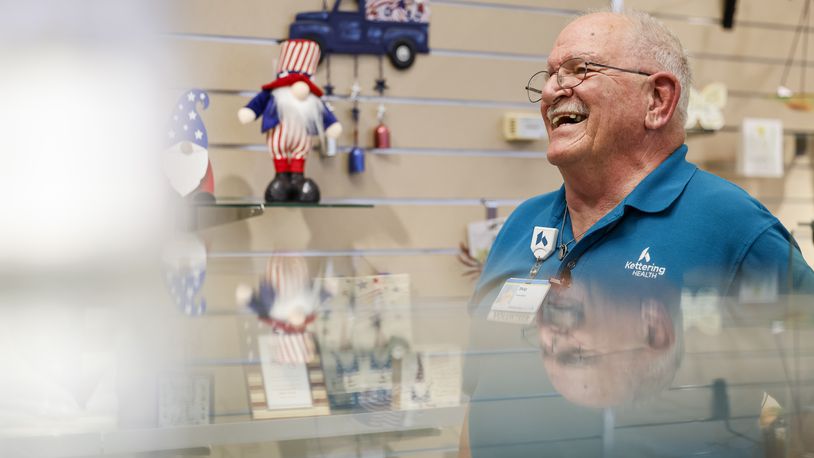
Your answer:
[624,247,667,279]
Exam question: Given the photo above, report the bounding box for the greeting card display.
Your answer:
[467,217,507,264]
[317,274,412,410]
[459,217,507,278]
[397,349,462,410]
[244,330,330,420]
[738,118,784,178]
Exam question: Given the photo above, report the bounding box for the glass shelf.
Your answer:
[5,285,814,457]
[184,197,374,230]
[191,197,374,209]
[0,406,465,457]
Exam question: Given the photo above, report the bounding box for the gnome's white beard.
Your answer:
[272,86,326,141]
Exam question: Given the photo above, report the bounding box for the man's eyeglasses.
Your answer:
[525,57,652,103]
[521,324,648,366]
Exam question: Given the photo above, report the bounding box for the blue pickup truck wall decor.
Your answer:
[289,0,430,69]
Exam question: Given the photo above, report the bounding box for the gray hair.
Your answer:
[625,11,692,126]
[583,9,693,126]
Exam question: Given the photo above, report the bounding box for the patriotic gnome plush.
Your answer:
[235,256,321,333]
[165,89,215,200]
[238,40,342,203]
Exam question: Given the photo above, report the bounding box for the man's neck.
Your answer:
[560,142,677,238]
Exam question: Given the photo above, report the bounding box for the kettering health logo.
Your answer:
[624,247,667,279]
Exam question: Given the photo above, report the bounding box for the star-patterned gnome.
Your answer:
[162,234,207,316]
[237,40,342,203]
[165,89,214,201]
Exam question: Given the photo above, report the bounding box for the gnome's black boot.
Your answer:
[290,172,321,203]
[265,172,292,202]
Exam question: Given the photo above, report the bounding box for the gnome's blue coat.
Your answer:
[244,90,338,134]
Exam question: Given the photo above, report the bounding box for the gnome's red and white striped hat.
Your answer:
[277,40,320,76]
[261,39,324,97]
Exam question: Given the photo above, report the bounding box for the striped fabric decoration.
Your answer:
[269,332,316,364]
[267,121,311,161]
[276,39,320,77]
[265,256,311,302]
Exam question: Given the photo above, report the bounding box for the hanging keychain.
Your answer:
[349,56,365,173]
[373,56,391,148]
[777,0,813,111]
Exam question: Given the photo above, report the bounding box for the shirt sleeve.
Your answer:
[732,222,814,298]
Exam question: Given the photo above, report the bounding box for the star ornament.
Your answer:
[374,78,388,94]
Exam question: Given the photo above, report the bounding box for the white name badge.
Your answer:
[487,278,551,325]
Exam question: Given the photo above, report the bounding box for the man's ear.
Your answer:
[642,300,675,350]
[644,72,681,130]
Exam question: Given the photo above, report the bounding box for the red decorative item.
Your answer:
[259,314,317,334]
[374,103,390,149]
[197,162,215,194]
[374,122,391,148]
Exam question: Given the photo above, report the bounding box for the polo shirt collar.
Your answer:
[622,144,696,213]
[550,145,696,229]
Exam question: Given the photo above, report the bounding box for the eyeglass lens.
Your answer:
[526,57,589,103]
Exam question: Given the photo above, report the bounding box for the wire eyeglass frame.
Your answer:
[526,56,652,103]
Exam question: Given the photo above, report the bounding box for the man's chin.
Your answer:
[545,144,581,167]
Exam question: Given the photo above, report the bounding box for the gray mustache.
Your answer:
[547,101,589,123]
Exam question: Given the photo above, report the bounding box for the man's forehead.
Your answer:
[547,14,631,66]
[546,51,602,69]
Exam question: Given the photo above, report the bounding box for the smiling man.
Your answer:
[460,10,814,458]
[471,10,813,334]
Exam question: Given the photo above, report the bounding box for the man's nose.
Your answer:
[541,72,572,105]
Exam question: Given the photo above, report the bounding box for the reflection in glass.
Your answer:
[529,284,683,408]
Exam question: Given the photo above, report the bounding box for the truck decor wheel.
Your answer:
[388,40,416,69]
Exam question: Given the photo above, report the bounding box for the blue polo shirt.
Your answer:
[471,144,814,315]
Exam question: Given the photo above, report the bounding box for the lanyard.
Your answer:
[529,257,544,279]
